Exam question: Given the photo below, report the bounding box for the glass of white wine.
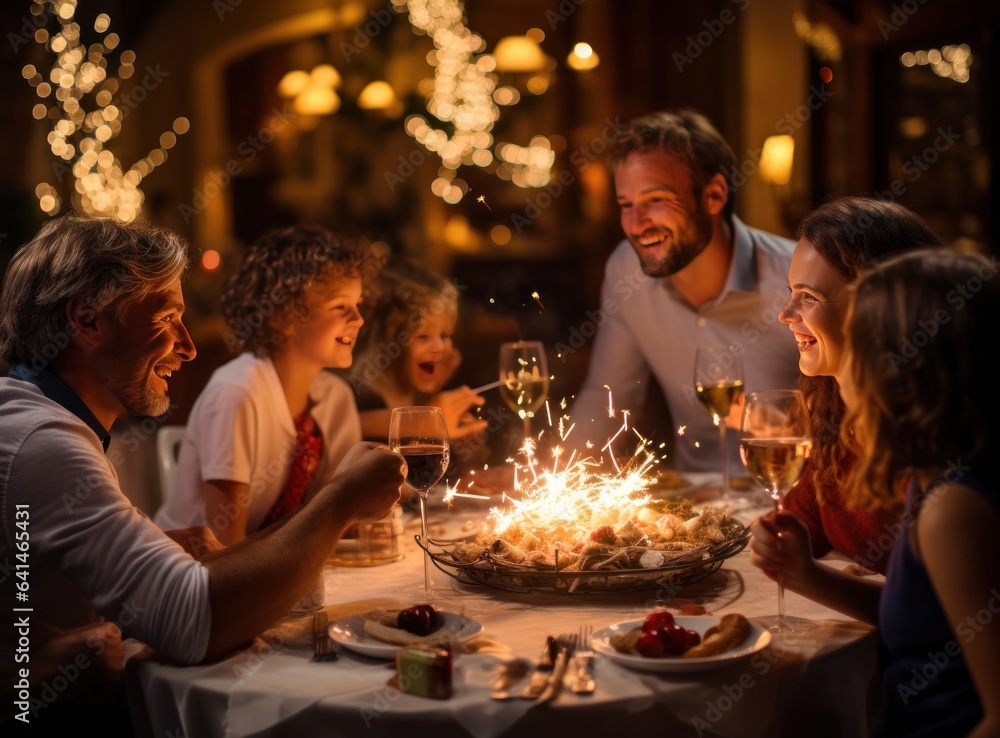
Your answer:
[499,341,550,439]
[388,406,450,595]
[739,389,812,633]
[693,346,745,502]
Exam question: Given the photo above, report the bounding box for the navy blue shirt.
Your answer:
[7,364,111,452]
[875,474,996,737]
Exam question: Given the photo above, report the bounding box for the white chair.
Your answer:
[156,425,186,506]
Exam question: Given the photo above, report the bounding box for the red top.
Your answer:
[262,411,323,527]
[782,464,900,575]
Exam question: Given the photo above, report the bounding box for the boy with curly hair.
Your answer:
[155,226,379,545]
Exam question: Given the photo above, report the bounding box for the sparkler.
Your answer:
[476,194,492,211]
[469,379,503,393]
[531,291,544,309]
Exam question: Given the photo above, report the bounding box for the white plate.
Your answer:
[592,616,771,673]
[329,611,483,659]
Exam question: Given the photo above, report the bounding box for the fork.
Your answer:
[310,610,340,662]
[571,625,595,695]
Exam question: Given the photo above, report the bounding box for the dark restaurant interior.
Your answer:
[3,0,995,511]
[1,1,998,735]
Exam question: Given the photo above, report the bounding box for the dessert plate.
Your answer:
[329,611,483,659]
[591,615,771,673]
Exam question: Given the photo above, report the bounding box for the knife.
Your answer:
[536,644,571,703]
[516,636,557,699]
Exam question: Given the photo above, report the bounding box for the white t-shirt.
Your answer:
[0,378,211,664]
[154,354,361,533]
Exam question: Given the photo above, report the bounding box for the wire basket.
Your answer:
[415,530,750,595]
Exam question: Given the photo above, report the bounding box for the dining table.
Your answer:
[124,479,881,738]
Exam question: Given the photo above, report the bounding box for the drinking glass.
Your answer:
[739,390,812,633]
[389,406,450,595]
[499,341,550,439]
[693,346,745,502]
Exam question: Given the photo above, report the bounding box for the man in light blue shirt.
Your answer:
[570,110,800,474]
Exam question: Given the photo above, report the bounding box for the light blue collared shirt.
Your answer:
[570,216,801,473]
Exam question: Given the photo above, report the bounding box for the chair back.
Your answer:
[156,425,186,505]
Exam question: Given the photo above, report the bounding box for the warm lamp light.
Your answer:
[293,84,340,116]
[277,70,309,98]
[310,64,342,89]
[759,135,794,185]
[567,42,600,71]
[358,81,396,110]
[493,35,547,72]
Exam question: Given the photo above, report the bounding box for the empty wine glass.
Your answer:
[739,390,812,633]
[499,341,550,439]
[693,346,745,503]
[389,406,450,595]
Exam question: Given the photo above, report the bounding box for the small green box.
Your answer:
[396,645,453,699]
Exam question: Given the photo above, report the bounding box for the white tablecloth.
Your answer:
[126,497,879,738]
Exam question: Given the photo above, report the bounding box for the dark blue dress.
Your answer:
[875,475,998,737]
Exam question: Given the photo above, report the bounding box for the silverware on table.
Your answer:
[489,658,532,700]
[537,633,578,703]
[571,625,595,695]
[310,610,340,662]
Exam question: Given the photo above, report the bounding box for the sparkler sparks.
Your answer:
[488,438,660,541]
[476,194,492,211]
[530,291,544,309]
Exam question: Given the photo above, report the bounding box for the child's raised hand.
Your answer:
[430,386,488,440]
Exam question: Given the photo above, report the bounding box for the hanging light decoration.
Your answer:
[398,0,555,201]
[26,1,188,222]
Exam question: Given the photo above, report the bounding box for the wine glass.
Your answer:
[739,390,812,633]
[693,346,745,503]
[499,341,550,439]
[388,406,450,595]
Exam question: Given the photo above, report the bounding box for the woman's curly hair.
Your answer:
[793,196,941,501]
[222,226,380,357]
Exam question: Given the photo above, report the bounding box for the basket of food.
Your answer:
[417,498,749,594]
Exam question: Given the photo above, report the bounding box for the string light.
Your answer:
[899,44,972,84]
[27,2,187,221]
[401,0,553,202]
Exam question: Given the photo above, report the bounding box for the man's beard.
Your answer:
[632,207,714,278]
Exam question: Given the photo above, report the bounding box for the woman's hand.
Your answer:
[749,509,818,590]
[429,386,487,440]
